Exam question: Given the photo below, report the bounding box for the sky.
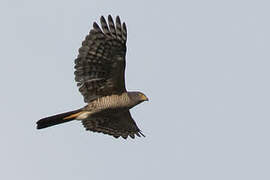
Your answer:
[1,0,270,179]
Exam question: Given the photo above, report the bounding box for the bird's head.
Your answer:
[128,91,149,106]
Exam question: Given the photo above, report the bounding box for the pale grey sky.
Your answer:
[1,0,270,179]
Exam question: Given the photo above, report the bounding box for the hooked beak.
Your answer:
[141,94,149,101]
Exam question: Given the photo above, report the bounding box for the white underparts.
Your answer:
[76,112,91,120]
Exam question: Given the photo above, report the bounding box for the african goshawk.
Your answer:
[36,15,148,139]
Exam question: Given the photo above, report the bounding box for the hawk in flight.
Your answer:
[36,15,148,139]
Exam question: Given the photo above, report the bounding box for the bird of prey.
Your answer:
[36,15,148,139]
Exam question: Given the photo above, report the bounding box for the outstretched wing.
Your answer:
[82,110,145,139]
[75,15,127,103]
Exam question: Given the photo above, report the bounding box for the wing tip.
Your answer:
[93,22,100,29]
[108,14,113,21]
[100,15,106,24]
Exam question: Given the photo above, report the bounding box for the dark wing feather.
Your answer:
[82,110,145,139]
[75,15,127,103]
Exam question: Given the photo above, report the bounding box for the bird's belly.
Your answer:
[77,94,131,120]
[76,107,128,121]
[92,107,129,117]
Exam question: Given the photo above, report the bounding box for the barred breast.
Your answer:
[83,92,131,114]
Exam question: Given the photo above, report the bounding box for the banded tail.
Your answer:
[36,109,83,129]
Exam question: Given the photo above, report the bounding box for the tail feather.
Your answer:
[36,109,82,129]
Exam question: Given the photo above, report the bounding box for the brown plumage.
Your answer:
[36,15,148,139]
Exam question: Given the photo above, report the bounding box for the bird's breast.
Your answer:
[84,93,131,115]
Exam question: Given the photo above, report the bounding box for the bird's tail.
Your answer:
[36,109,83,129]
